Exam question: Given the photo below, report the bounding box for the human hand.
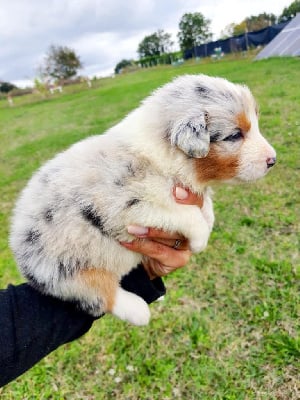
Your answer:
[120,187,204,279]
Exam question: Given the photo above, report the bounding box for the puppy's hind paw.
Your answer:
[112,288,151,326]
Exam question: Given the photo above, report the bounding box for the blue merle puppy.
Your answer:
[10,74,276,325]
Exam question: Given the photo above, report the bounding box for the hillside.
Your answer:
[0,55,299,399]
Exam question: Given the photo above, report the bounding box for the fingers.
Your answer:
[125,185,203,242]
[127,225,189,250]
[147,237,189,251]
[128,225,185,241]
[122,223,192,279]
[173,186,204,208]
[120,239,191,269]
[119,185,203,279]
[142,257,184,280]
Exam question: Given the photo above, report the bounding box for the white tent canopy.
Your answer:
[255,13,300,60]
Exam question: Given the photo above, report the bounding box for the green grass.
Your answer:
[0,54,299,399]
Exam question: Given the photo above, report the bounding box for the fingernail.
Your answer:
[175,186,189,200]
[127,225,149,236]
[119,241,132,246]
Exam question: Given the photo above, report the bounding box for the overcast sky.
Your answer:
[0,0,292,87]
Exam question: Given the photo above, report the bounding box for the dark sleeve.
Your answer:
[121,264,166,304]
[0,265,165,387]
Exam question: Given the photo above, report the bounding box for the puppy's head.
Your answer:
[159,75,276,183]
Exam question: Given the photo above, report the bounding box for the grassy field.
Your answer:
[0,55,299,399]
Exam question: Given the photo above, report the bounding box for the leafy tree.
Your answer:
[34,78,48,97]
[233,21,247,36]
[233,13,277,36]
[138,33,160,57]
[0,81,16,93]
[156,29,174,54]
[39,45,83,81]
[279,0,300,22]
[219,23,235,39]
[178,12,212,53]
[246,13,277,31]
[137,29,173,58]
[114,59,133,74]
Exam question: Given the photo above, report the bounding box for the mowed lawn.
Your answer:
[0,56,299,399]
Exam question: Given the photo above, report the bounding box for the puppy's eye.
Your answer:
[223,130,243,142]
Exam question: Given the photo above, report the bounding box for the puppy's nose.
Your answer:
[266,157,276,168]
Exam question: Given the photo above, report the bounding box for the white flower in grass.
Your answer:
[126,365,135,372]
[114,376,122,383]
[263,310,270,318]
[108,368,116,376]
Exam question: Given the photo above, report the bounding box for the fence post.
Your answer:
[245,28,249,51]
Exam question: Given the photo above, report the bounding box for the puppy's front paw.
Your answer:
[189,224,210,253]
[112,287,150,326]
[189,237,208,253]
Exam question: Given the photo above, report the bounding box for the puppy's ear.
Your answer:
[170,113,210,158]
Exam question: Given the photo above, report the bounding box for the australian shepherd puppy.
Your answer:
[10,75,276,325]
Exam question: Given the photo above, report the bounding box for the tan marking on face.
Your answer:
[78,268,118,312]
[237,112,251,134]
[194,147,240,182]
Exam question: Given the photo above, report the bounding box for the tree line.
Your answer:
[114,0,300,73]
[1,0,299,93]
